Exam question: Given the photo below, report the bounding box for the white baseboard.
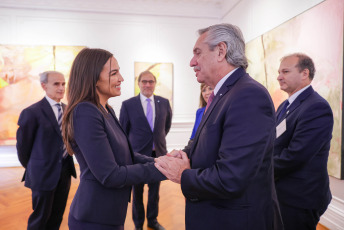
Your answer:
[320,196,344,230]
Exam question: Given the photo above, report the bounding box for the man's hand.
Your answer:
[167,149,182,158]
[155,151,190,184]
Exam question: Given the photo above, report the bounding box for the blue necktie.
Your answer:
[56,104,68,158]
[146,98,155,150]
[277,100,289,121]
[146,98,153,131]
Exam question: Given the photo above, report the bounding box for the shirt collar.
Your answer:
[140,93,154,103]
[45,95,61,107]
[288,84,311,105]
[213,67,239,96]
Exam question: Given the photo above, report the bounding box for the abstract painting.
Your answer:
[0,45,85,145]
[245,0,343,178]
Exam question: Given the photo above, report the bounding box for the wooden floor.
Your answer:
[0,166,185,230]
[0,166,328,230]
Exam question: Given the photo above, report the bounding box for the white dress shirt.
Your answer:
[45,95,62,122]
[286,85,311,108]
[214,67,239,96]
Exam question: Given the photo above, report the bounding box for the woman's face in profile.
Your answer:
[201,85,213,103]
[96,57,124,99]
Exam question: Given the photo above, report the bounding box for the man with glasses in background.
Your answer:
[120,70,172,230]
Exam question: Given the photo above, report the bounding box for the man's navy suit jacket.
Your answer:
[68,102,165,226]
[16,97,76,191]
[119,95,172,157]
[182,68,277,230]
[274,86,333,211]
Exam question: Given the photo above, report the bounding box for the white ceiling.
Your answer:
[0,0,242,19]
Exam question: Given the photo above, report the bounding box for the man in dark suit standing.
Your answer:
[155,23,279,230]
[120,71,172,230]
[16,71,76,230]
[274,53,333,230]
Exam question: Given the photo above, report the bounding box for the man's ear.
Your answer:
[217,42,227,61]
[41,82,46,90]
[302,68,310,80]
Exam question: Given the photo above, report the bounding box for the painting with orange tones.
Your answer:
[0,45,84,145]
[134,62,173,108]
[246,0,343,178]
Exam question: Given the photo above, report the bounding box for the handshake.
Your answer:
[154,150,191,184]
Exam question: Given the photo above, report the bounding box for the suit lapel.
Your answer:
[135,95,153,132]
[276,100,289,124]
[135,95,146,117]
[107,105,126,134]
[40,97,61,137]
[153,95,160,133]
[277,86,314,124]
[107,105,135,161]
[190,68,245,155]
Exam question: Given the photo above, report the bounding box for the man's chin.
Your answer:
[196,77,205,84]
[142,91,153,97]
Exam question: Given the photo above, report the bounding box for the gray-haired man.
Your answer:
[16,71,76,230]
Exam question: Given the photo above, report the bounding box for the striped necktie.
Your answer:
[56,104,68,158]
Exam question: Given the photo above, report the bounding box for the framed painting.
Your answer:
[0,45,85,145]
[134,62,173,108]
[245,0,343,178]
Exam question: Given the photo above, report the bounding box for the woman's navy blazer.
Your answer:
[69,102,164,226]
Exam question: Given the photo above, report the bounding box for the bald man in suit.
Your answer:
[274,53,333,230]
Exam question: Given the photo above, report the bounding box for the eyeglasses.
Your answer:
[140,80,156,84]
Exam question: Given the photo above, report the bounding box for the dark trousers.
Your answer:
[132,181,161,227]
[279,203,325,230]
[27,161,72,230]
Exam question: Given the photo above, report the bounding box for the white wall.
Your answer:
[0,7,217,118]
[0,7,219,166]
[223,0,324,42]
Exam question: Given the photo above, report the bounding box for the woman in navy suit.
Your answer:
[189,83,213,139]
[62,48,165,230]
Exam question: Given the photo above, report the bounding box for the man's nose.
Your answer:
[190,57,196,67]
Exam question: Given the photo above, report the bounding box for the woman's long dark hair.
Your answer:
[62,48,113,155]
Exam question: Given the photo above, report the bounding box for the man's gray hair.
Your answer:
[39,71,64,84]
[198,23,248,69]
